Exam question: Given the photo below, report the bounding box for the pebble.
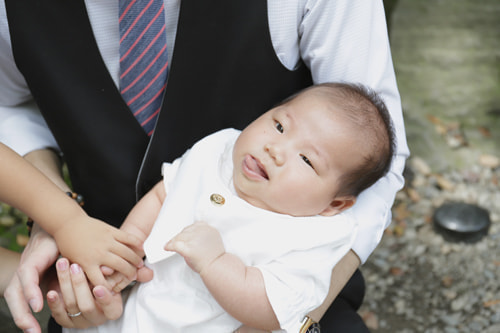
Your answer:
[479,154,500,169]
[360,155,500,332]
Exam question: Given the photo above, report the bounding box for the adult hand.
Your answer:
[47,258,124,329]
[4,224,59,333]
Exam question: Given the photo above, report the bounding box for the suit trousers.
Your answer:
[319,269,370,332]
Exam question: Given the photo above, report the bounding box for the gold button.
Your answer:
[210,193,225,206]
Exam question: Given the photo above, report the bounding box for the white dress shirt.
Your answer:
[0,0,409,263]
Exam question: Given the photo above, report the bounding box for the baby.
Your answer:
[67,82,395,332]
[0,82,395,332]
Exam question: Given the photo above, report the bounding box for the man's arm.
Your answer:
[307,250,360,321]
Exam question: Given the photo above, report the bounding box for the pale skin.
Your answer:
[0,247,21,295]
[3,148,358,333]
[0,143,146,325]
[3,147,156,333]
[4,88,365,332]
[86,87,365,330]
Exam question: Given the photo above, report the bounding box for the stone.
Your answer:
[433,202,491,243]
[479,154,500,169]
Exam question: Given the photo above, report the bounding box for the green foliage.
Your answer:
[0,203,28,252]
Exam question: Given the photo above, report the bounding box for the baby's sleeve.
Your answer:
[257,225,356,332]
[161,157,182,193]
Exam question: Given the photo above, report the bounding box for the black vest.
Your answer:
[6,0,312,227]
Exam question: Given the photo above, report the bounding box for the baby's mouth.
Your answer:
[243,155,269,180]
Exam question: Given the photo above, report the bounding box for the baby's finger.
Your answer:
[116,231,143,252]
[104,272,122,290]
[102,255,137,281]
[112,277,133,294]
[136,266,154,283]
[104,272,130,294]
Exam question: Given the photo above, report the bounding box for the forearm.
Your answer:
[307,250,360,322]
[121,181,165,243]
[200,253,280,330]
[0,144,85,236]
[23,148,68,191]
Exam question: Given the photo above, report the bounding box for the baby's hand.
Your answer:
[104,271,134,293]
[103,264,154,293]
[164,221,225,274]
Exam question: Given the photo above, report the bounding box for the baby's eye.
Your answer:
[275,121,284,133]
[301,155,314,169]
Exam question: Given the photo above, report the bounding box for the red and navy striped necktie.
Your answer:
[119,0,168,136]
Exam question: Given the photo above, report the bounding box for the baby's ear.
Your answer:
[319,196,356,216]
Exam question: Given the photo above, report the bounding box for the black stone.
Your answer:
[433,202,491,243]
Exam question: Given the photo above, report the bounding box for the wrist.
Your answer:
[27,191,85,236]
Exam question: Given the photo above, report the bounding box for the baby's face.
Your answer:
[232,90,361,217]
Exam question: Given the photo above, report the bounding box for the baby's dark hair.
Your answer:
[287,82,396,197]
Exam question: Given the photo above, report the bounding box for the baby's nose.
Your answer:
[264,143,285,166]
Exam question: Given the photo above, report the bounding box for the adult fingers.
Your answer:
[46,289,75,328]
[93,285,123,321]
[55,259,79,318]
[16,261,44,313]
[49,260,107,329]
[16,225,60,312]
[4,275,42,333]
[69,263,109,327]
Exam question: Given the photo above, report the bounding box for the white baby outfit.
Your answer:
[65,129,356,333]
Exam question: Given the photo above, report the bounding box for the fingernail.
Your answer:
[29,298,39,312]
[94,287,105,298]
[24,329,34,333]
[47,293,56,302]
[57,259,68,271]
[70,263,81,274]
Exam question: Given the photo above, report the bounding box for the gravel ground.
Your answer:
[358,154,500,333]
